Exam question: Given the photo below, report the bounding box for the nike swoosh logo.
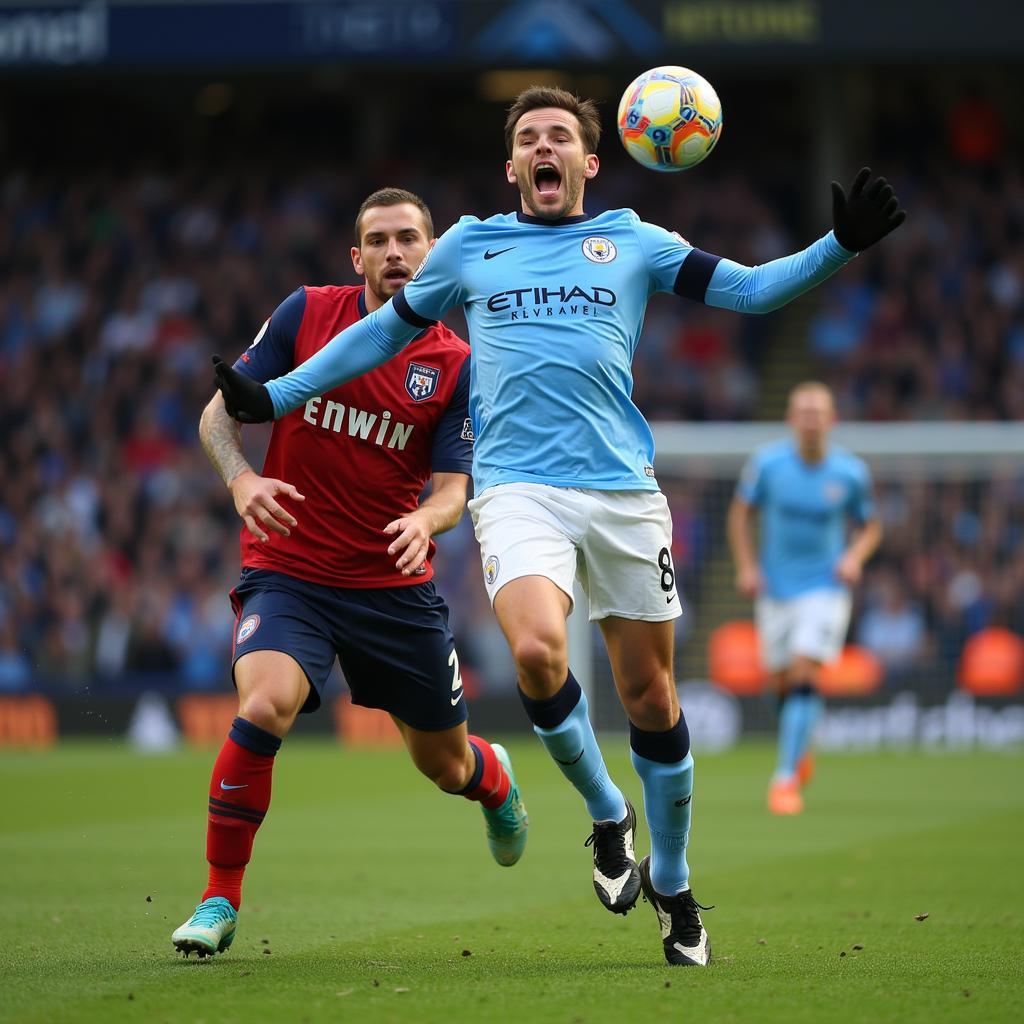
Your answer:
[666,593,677,604]
[555,748,585,766]
[451,692,463,706]
[675,795,692,806]
[483,246,516,260]
[220,780,248,790]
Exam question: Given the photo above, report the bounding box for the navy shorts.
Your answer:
[229,568,468,732]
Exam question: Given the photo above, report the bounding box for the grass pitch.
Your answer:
[1,739,1022,1023]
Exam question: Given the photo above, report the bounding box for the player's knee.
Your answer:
[511,634,567,689]
[426,756,471,793]
[627,672,677,730]
[237,689,298,737]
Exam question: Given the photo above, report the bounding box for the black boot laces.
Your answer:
[584,819,631,878]
[644,888,714,947]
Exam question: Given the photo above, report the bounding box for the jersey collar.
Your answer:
[515,212,593,226]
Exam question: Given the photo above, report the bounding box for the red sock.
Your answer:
[202,717,280,910]
[462,736,512,809]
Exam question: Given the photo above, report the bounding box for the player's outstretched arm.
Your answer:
[383,472,469,577]
[702,168,905,314]
[199,391,305,542]
[211,301,419,423]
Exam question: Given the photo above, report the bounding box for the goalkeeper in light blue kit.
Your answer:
[213,87,905,967]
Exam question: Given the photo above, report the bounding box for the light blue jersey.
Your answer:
[265,209,855,493]
[736,439,875,599]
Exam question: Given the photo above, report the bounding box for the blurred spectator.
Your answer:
[856,572,928,672]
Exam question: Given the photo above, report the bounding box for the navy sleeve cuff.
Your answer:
[393,290,437,329]
[672,249,723,303]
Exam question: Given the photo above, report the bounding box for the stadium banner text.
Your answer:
[2,691,1021,751]
[1,0,1021,71]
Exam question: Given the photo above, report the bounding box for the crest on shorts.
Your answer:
[461,418,475,442]
[484,555,500,586]
[406,362,440,402]
[582,236,617,263]
[237,614,261,644]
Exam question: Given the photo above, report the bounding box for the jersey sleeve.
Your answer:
[736,450,766,506]
[847,458,876,524]
[633,219,725,300]
[703,231,856,314]
[430,355,474,475]
[234,287,305,382]
[392,219,469,327]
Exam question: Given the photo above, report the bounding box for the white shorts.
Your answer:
[755,588,852,673]
[468,483,681,623]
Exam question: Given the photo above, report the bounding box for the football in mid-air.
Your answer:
[617,66,723,172]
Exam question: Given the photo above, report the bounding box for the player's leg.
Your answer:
[757,596,806,814]
[770,589,848,814]
[331,581,528,866]
[173,572,332,957]
[471,485,629,827]
[582,489,709,963]
[172,650,309,957]
[392,718,527,866]
[494,576,628,818]
[600,615,710,966]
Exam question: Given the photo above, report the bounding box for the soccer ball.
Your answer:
[617,66,723,172]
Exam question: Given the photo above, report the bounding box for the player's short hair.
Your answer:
[354,188,434,244]
[504,86,601,157]
[788,381,835,407]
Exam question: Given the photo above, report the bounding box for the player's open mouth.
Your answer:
[384,268,409,283]
[534,163,562,196]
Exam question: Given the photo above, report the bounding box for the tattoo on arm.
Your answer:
[199,397,251,487]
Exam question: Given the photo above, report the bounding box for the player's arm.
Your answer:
[199,289,307,541]
[642,169,904,314]
[727,452,765,597]
[199,393,305,543]
[835,517,882,587]
[213,223,469,423]
[835,460,882,585]
[384,473,470,577]
[727,496,762,598]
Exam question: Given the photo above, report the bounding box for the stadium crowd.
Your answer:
[1,147,1021,697]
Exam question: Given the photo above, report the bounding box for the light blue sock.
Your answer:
[526,681,627,824]
[632,750,693,895]
[629,716,693,896]
[776,686,823,780]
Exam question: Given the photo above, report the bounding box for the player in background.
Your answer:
[727,382,882,815]
[210,88,905,966]
[171,189,528,959]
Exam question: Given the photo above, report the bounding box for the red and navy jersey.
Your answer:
[234,285,473,588]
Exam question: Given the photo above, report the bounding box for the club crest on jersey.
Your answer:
[824,481,847,504]
[484,555,500,586]
[237,615,260,644]
[406,363,440,402]
[582,236,617,263]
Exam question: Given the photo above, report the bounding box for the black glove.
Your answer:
[831,167,906,252]
[212,356,275,424]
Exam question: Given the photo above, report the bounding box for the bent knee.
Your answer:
[625,674,678,730]
[424,758,471,793]
[237,688,302,736]
[511,634,567,687]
